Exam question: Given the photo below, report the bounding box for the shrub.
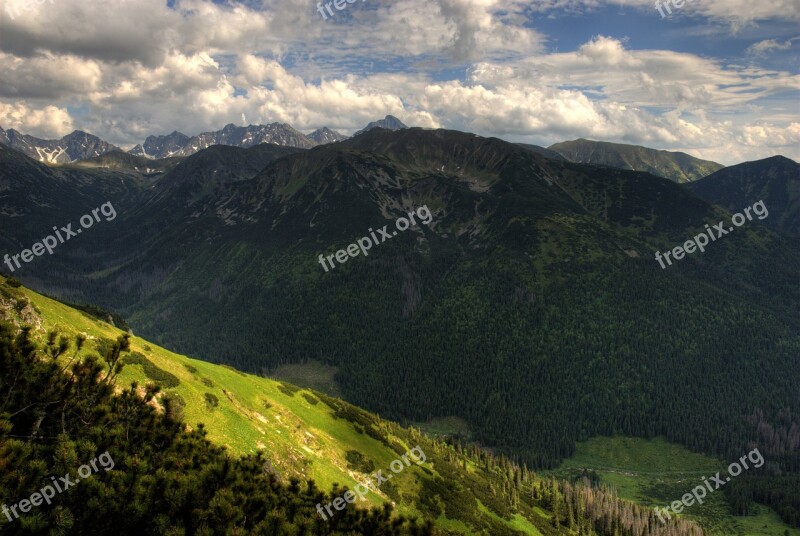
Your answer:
[389,440,407,457]
[184,364,198,374]
[345,450,375,474]
[96,337,115,358]
[204,392,219,410]
[162,392,185,423]
[313,391,342,411]
[278,382,301,397]
[5,277,22,288]
[123,352,180,388]
[301,393,319,405]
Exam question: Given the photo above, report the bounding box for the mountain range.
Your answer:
[0,117,388,163]
[1,126,799,532]
[549,138,725,182]
[0,127,119,164]
[1,119,732,187]
[687,155,800,234]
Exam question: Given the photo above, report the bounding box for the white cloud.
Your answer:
[0,1,796,164]
[747,38,797,56]
[0,102,74,138]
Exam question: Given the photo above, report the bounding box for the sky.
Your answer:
[0,0,797,164]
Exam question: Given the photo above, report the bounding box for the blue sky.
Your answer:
[0,0,797,164]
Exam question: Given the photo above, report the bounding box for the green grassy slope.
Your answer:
[0,278,413,510]
[0,276,600,535]
[546,436,800,536]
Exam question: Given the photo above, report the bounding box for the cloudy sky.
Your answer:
[0,0,797,164]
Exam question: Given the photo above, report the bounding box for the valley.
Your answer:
[547,437,800,536]
[2,1,798,533]
[1,124,798,535]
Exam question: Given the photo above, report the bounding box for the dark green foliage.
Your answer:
[122,352,180,388]
[4,129,799,529]
[161,392,185,422]
[0,322,434,535]
[725,475,800,527]
[183,363,198,374]
[345,450,375,474]
[382,480,401,504]
[5,278,21,288]
[94,337,114,359]
[201,377,213,387]
[69,129,797,525]
[388,440,408,457]
[687,156,800,234]
[278,382,301,397]
[204,392,219,410]
[73,303,130,331]
[332,405,390,446]
[12,300,28,314]
[302,392,319,405]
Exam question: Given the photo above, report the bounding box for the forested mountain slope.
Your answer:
[1,129,798,529]
[686,156,800,234]
[0,276,705,535]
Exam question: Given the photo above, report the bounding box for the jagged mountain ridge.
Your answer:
[2,118,361,164]
[0,127,119,164]
[168,123,317,156]
[308,126,348,144]
[129,130,190,159]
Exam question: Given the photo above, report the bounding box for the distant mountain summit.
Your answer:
[307,127,348,145]
[354,115,408,136]
[687,155,800,234]
[129,123,317,159]
[178,123,316,157]
[549,138,724,183]
[0,127,118,164]
[130,131,190,159]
